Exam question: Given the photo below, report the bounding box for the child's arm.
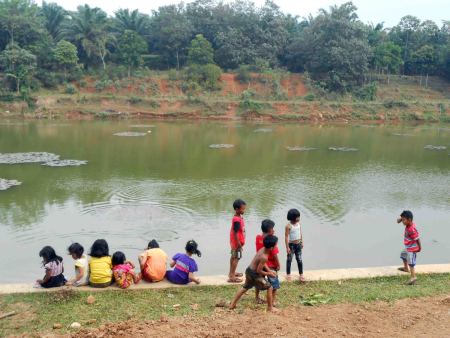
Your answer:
[285,224,290,254]
[67,266,85,285]
[300,223,304,248]
[138,254,147,270]
[396,217,402,224]
[233,221,242,249]
[125,260,135,269]
[417,238,422,252]
[188,272,200,284]
[273,254,280,271]
[169,260,176,268]
[256,258,275,277]
[37,269,52,285]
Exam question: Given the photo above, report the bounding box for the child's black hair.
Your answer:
[67,243,84,259]
[261,219,275,234]
[185,240,201,257]
[400,210,413,220]
[111,251,126,266]
[89,239,109,258]
[287,208,301,222]
[233,199,246,210]
[147,239,159,249]
[263,235,278,249]
[39,246,63,265]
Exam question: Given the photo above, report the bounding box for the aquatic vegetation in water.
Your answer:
[114,132,148,137]
[286,146,317,151]
[42,160,88,167]
[0,178,21,191]
[0,152,60,164]
[254,128,273,133]
[209,144,235,149]
[391,133,413,137]
[424,145,447,150]
[328,147,358,152]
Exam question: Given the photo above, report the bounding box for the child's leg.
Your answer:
[229,288,247,309]
[400,251,410,272]
[294,244,303,275]
[272,289,277,306]
[266,286,274,311]
[286,246,293,277]
[255,289,265,304]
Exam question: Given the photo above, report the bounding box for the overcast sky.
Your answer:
[47,0,449,27]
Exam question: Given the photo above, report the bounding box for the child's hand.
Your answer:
[269,271,277,278]
[286,247,291,254]
[397,217,402,224]
[65,281,73,286]
[195,278,201,284]
[301,242,304,249]
[36,279,43,284]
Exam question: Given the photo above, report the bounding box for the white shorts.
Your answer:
[400,250,417,267]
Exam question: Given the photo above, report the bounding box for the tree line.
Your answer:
[0,0,449,96]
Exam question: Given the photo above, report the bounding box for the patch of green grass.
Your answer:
[0,274,449,336]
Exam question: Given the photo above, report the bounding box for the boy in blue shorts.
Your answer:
[255,219,280,306]
[397,210,422,285]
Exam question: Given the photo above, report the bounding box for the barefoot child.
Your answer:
[138,239,168,282]
[285,208,305,282]
[166,240,201,285]
[397,210,422,285]
[229,235,279,313]
[228,199,246,283]
[36,246,66,288]
[255,219,280,306]
[112,251,141,289]
[66,243,89,286]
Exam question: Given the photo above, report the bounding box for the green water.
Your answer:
[0,121,449,283]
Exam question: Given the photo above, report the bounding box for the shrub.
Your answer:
[65,84,77,95]
[236,65,251,84]
[239,89,262,113]
[184,63,222,90]
[78,79,87,88]
[168,69,179,81]
[128,96,142,104]
[383,100,408,109]
[304,93,315,101]
[353,82,377,101]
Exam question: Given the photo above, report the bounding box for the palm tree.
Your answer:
[113,9,150,37]
[62,4,115,70]
[41,1,67,41]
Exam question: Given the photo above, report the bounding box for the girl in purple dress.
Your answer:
[166,240,201,285]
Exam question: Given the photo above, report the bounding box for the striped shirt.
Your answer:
[404,223,420,252]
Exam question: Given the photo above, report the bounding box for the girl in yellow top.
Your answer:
[89,239,112,288]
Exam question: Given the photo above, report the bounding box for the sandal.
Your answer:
[398,267,409,273]
[235,272,243,277]
[227,277,243,283]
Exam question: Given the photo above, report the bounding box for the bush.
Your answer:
[65,84,77,95]
[304,93,315,101]
[236,65,251,84]
[35,70,62,89]
[168,69,179,81]
[106,65,128,80]
[184,63,222,90]
[128,96,142,104]
[353,82,377,101]
[78,79,87,88]
[239,89,262,113]
[94,79,113,92]
[383,100,408,109]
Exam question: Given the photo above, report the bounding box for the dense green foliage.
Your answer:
[0,0,448,95]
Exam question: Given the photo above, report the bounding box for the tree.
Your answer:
[54,40,78,79]
[287,2,370,92]
[411,45,437,86]
[187,34,214,65]
[117,30,148,77]
[373,42,403,75]
[113,9,150,37]
[41,1,66,41]
[0,43,36,93]
[62,5,114,70]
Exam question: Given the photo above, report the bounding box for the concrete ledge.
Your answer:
[1,264,449,295]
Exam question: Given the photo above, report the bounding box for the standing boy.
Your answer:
[229,235,279,313]
[255,219,280,306]
[397,210,422,285]
[228,199,246,283]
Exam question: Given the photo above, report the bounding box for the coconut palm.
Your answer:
[113,9,150,37]
[40,1,66,41]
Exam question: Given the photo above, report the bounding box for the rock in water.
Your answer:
[113,132,147,137]
[254,128,273,133]
[424,145,447,150]
[209,144,234,149]
[0,179,21,191]
[328,147,358,152]
[286,146,317,152]
[0,152,59,164]
[42,160,88,167]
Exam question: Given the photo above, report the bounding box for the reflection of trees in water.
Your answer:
[0,122,449,228]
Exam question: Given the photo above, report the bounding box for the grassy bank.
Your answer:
[1,273,449,336]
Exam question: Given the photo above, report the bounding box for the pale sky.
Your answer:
[47,0,449,27]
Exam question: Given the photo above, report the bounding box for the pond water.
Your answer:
[0,121,449,283]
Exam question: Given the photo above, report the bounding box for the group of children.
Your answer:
[227,199,422,312]
[36,198,422,312]
[36,239,201,289]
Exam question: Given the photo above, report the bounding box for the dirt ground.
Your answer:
[64,295,450,338]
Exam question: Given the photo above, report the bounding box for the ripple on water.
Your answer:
[42,160,88,167]
[129,124,156,128]
[328,147,358,152]
[209,144,234,149]
[424,145,447,150]
[114,132,148,137]
[286,146,317,152]
[254,128,273,133]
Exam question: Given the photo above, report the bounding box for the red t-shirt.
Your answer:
[404,223,420,252]
[230,215,245,250]
[255,234,279,269]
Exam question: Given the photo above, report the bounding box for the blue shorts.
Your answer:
[267,269,280,290]
[400,250,417,267]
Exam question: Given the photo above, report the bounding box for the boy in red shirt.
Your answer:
[228,199,246,283]
[397,210,422,285]
[255,219,280,306]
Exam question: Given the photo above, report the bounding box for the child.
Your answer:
[138,239,168,282]
[166,240,201,285]
[36,246,66,288]
[285,208,304,282]
[66,243,89,287]
[229,235,279,313]
[397,210,422,285]
[88,239,112,288]
[228,199,246,283]
[112,251,141,289]
[255,219,280,305]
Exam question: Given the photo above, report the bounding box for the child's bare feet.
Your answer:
[268,307,280,313]
[227,277,243,283]
[286,275,292,282]
[235,272,243,277]
[229,303,237,310]
[299,274,306,283]
[398,267,409,273]
[134,273,142,284]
